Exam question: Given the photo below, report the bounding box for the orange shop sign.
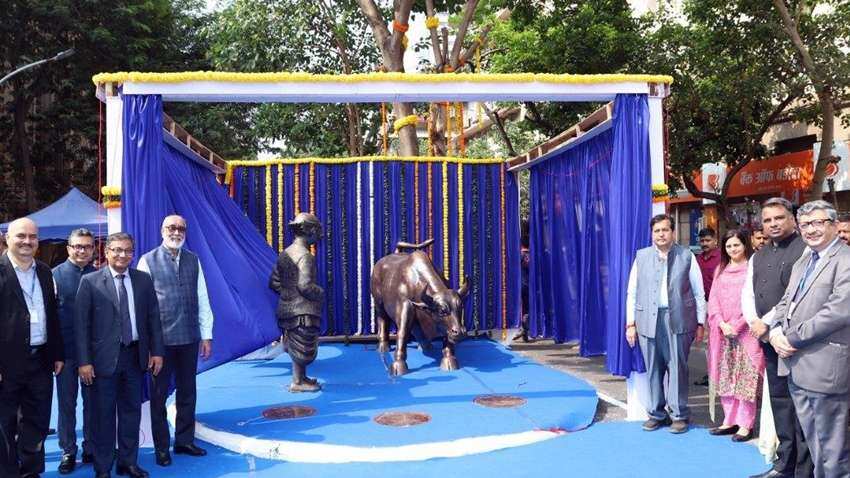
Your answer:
[670,150,814,204]
[726,150,813,198]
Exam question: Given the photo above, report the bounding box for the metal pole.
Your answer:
[0,48,74,86]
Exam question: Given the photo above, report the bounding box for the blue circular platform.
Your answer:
[188,339,598,461]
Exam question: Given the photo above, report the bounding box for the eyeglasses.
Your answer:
[164,225,187,233]
[798,219,833,231]
[108,247,134,256]
[69,244,94,252]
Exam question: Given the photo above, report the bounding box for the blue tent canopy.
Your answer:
[1,187,108,241]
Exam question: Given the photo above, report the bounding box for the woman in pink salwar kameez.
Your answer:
[707,229,765,442]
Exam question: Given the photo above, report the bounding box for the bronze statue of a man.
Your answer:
[269,212,324,392]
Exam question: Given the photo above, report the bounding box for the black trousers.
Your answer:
[93,343,143,474]
[150,342,199,451]
[762,342,814,477]
[0,348,53,477]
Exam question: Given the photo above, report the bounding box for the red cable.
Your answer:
[97,98,104,254]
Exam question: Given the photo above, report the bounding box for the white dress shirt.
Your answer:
[741,258,776,327]
[626,245,707,326]
[109,266,139,341]
[9,254,49,346]
[137,247,214,341]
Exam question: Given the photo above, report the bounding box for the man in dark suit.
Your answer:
[75,232,164,478]
[0,218,64,478]
[53,228,97,474]
[770,200,850,478]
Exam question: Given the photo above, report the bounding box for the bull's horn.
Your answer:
[394,238,435,252]
[458,276,470,299]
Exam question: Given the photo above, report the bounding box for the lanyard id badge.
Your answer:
[28,306,40,324]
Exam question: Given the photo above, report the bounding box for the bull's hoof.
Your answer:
[377,342,390,353]
[290,381,322,393]
[390,360,409,376]
[440,356,459,371]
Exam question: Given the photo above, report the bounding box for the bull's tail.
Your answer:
[394,238,435,253]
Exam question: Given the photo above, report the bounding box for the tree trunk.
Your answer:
[772,0,835,200]
[13,85,35,212]
[809,86,835,201]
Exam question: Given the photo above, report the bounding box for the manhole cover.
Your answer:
[262,405,317,420]
[373,412,431,427]
[473,394,527,408]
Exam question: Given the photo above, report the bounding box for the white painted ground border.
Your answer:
[167,403,563,463]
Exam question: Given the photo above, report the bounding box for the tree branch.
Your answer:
[424,0,443,68]
[772,0,826,88]
[523,101,553,131]
[482,103,516,156]
[449,0,479,69]
[354,0,390,52]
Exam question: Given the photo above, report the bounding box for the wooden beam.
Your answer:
[507,101,614,172]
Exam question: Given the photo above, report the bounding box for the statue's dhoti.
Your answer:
[278,315,321,365]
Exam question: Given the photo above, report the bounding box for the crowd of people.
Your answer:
[627,198,850,478]
[0,215,213,478]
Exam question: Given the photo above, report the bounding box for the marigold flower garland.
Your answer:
[93,71,675,86]
[457,163,465,282]
[652,183,670,203]
[355,161,364,334]
[413,161,420,242]
[425,16,439,29]
[265,165,273,246]
[293,164,300,215]
[393,114,418,133]
[442,160,449,280]
[101,186,121,209]
[277,165,284,251]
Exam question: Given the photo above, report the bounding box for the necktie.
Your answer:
[794,251,820,301]
[117,273,133,345]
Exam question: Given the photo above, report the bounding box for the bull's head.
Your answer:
[413,278,470,343]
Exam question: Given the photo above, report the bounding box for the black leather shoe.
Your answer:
[732,429,754,442]
[174,443,207,456]
[748,468,793,478]
[21,474,41,478]
[82,452,95,464]
[115,464,149,478]
[155,449,172,466]
[708,425,739,436]
[58,453,76,474]
[96,473,111,478]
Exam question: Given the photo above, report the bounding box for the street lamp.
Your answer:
[0,48,75,86]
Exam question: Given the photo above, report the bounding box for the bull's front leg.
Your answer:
[440,339,459,371]
[376,304,390,353]
[391,301,413,376]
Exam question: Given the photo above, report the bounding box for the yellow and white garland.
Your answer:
[92,71,674,86]
[100,185,121,209]
[393,115,418,133]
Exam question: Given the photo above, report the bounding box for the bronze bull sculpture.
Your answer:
[370,239,469,376]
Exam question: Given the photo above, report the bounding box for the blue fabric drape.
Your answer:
[527,93,652,370]
[121,95,279,372]
[231,160,519,336]
[529,130,612,350]
[605,94,651,376]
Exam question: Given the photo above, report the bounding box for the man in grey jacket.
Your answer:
[625,214,706,434]
[770,200,850,478]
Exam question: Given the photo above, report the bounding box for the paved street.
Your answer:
[511,338,715,427]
